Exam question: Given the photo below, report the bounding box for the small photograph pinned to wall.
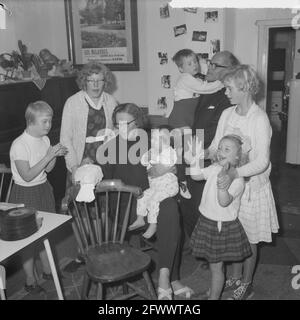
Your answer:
[197,53,209,60]
[157,97,168,112]
[160,4,170,18]
[174,24,187,37]
[197,53,209,76]
[183,8,198,14]
[192,31,207,42]
[161,75,171,89]
[158,52,168,65]
[210,39,221,55]
[204,11,219,23]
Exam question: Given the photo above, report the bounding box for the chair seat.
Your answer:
[85,242,151,283]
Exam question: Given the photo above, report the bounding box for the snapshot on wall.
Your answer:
[173,24,187,37]
[160,4,170,18]
[204,11,218,23]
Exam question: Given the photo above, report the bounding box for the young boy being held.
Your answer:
[9,100,68,294]
[168,49,223,199]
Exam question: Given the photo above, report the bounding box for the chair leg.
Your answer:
[81,273,91,300]
[0,265,6,300]
[122,283,128,295]
[142,271,157,300]
[96,282,103,300]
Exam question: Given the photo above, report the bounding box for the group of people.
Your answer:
[8,47,279,301]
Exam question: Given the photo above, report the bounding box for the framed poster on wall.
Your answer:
[64,0,139,71]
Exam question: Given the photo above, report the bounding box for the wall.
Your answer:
[143,0,225,115]
[0,0,68,58]
[0,0,149,108]
[1,2,296,115]
[226,8,294,67]
[0,0,225,115]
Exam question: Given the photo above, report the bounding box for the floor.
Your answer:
[4,132,300,300]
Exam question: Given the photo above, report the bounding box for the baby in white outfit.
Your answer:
[129,127,179,238]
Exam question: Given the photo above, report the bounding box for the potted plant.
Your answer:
[11,40,34,78]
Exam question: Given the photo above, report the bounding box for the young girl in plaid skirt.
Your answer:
[206,65,279,300]
[188,134,251,300]
[9,101,67,294]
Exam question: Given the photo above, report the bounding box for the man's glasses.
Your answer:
[115,119,136,128]
[206,59,228,69]
[86,79,105,84]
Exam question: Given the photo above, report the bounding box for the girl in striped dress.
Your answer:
[206,65,279,300]
[189,134,252,300]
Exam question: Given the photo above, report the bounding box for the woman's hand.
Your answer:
[81,157,94,165]
[148,163,177,178]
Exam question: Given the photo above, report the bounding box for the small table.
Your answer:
[0,211,72,300]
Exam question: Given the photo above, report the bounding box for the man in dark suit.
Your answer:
[180,50,240,237]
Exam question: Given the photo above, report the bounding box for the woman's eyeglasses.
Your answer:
[86,79,105,84]
[206,59,228,69]
[115,119,136,128]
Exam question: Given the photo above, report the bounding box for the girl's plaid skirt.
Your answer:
[9,181,56,213]
[190,214,252,263]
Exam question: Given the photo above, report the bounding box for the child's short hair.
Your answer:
[222,64,260,99]
[219,134,248,167]
[172,49,197,67]
[25,101,53,126]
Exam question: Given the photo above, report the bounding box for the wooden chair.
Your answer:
[67,179,157,300]
[0,164,13,203]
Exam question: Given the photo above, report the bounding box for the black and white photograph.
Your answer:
[210,39,221,54]
[157,96,167,110]
[204,10,219,23]
[183,8,198,14]
[192,31,207,42]
[1,0,300,305]
[197,52,209,60]
[161,75,171,88]
[158,51,168,64]
[159,3,170,19]
[65,0,139,71]
[173,24,187,37]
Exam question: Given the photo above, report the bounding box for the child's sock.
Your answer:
[128,216,145,231]
[143,223,157,239]
[180,181,192,199]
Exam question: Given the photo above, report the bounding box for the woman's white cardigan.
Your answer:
[60,90,117,172]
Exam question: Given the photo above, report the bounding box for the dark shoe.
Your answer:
[42,272,53,281]
[24,283,45,294]
[63,258,85,273]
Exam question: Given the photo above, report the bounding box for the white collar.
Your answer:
[84,92,105,110]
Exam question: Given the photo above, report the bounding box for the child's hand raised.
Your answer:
[217,163,238,190]
[184,136,204,165]
[47,143,68,159]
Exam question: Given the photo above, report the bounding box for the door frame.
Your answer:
[256,19,294,111]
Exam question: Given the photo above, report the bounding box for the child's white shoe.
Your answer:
[180,182,192,199]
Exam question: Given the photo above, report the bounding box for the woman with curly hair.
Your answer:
[60,61,117,184]
[60,62,117,271]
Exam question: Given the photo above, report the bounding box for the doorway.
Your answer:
[266,27,295,166]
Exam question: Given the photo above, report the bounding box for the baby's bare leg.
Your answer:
[128,216,145,230]
[143,223,157,239]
